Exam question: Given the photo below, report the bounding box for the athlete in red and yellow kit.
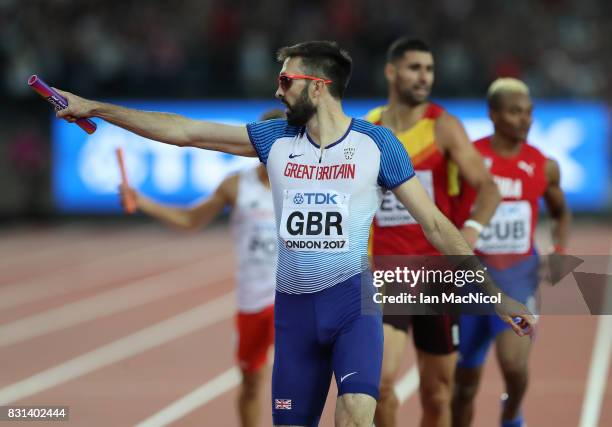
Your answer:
[367,38,501,427]
[452,78,571,427]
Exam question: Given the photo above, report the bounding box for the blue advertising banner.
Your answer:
[53,100,609,213]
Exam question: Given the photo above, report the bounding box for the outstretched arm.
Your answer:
[392,177,536,336]
[56,89,256,157]
[121,175,238,230]
[436,113,501,247]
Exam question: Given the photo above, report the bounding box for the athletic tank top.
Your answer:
[367,103,460,255]
[459,137,548,267]
[230,167,277,312]
[247,118,414,293]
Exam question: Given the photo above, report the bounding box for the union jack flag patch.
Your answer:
[275,399,292,410]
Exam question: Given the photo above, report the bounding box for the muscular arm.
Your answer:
[56,90,256,156]
[393,178,535,335]
[543,159,571,250]
[393,177,472,256]
[436,112,501,245]
[131,175,238,230]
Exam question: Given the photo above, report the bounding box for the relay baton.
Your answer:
[115,148,137,214]
[28,75,97,134]
[513,316,533,337]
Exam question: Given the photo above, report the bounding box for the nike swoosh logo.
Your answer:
[340,372,357,383]
[289,153,304,159]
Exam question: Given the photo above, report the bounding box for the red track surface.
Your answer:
[0,222,610,426]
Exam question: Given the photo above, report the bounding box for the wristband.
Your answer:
[463,219,484,234]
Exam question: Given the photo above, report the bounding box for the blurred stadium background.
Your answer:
[1,0,611,217]
[0,1,610,426]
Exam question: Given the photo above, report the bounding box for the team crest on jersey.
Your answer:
[344,147,355,160]
[483,157,493,169]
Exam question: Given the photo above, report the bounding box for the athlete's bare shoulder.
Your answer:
[435,109,461,131]
[434,109,470,153]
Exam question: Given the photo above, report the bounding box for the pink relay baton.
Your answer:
[28,75,97,134]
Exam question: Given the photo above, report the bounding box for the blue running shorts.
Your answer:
[458,254,539,369]
[271,272,383,426]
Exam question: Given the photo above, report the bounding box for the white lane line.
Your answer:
[136,353,276,426]
[0,292,235,405]
[0,255,231,347]
[0,235,223,310]
[138,359,417,426]
[395,365,419,404]
[135,367,241,427]
[579,315,612,427]
[579,247,612,427]
[373,366,419,426]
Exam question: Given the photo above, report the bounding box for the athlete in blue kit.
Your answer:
[56,41,534,427]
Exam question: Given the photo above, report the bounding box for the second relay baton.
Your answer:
[115,148,137,214]
[28,75,97,135]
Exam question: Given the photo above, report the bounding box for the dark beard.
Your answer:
[396,81,429,106]
[286,85,317,127]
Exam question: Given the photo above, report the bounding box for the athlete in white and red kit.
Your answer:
[119,110,282,427]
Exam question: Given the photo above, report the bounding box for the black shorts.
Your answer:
[383,313,460,355]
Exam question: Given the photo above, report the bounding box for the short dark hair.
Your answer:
[277,41,352,99]
[387,37,431,63]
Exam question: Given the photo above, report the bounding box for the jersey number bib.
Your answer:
[375,170,433,226]
[476,201,531,254]
[279,189,350,252]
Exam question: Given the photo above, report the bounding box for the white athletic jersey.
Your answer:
[230,167,277,312]
[247,118,415,294]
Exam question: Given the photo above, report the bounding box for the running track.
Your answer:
[0,221,610,426]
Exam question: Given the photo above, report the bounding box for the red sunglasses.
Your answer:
[277,74,333,91]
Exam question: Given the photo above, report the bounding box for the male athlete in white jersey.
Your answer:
[56,40,534,427]
[119,108,282,427]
